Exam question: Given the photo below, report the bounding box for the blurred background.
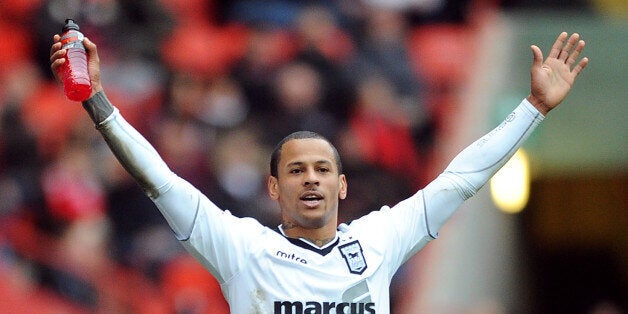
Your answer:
[0,0,625,313]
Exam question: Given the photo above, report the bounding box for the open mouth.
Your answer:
[300,191,323,208]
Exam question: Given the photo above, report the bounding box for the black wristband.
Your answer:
[82,90,114,125]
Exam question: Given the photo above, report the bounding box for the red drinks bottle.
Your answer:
[59,19,92,101]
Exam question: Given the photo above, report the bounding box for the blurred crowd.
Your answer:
[0,0,493,312]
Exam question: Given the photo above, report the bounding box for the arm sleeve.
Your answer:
[85,91,197,239]
[422,98,544,236]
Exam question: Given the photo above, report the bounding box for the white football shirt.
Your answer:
[179,183,433,313]
[96,96,543,313]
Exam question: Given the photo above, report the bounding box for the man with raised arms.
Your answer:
[50,31,588,313]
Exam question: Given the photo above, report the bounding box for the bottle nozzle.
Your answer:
[63,19,80,32]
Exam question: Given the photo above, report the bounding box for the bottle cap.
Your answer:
[63,19,80,32]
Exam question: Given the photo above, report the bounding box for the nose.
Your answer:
[303,169,320,187]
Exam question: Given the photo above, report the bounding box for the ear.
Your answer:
[268,175,279,200]
[338,174,348,200]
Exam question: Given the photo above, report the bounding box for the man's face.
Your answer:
[268,138,347,231]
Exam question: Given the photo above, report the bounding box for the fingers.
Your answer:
[83,37,100,63]
[50,35,101,82]
[548,31,568,59]
[563,34,587,77]
[50,34,65,75]
[50,45,65,63]
[548,32,588,74]
[558,33,580,61]
[572,57,589,77]
[83,37,96,52]
[49,34,61,56]
[566,39,585,66]
[49,34,63,62]
[530,44,543,68]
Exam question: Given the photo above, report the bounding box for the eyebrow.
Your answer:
[286,160,333,168]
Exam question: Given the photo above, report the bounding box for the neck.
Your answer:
[281,222,337,248]
[301,235,337,247]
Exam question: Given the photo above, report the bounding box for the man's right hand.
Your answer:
[50,34,104,100]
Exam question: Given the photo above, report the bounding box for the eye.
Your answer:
[317,167,330,173]
[289,168,303,174]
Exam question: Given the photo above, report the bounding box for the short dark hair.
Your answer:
[270,131,342,178]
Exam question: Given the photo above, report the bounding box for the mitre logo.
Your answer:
[338,240,367,275]
[276,250,308,264]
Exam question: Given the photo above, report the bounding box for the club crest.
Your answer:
[339,240,367,275]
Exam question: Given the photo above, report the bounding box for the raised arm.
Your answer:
[51,34,167,194]
[420,32,589,236]
[50,35,197,239]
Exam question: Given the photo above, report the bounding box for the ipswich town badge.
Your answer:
[339,240,367,275]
